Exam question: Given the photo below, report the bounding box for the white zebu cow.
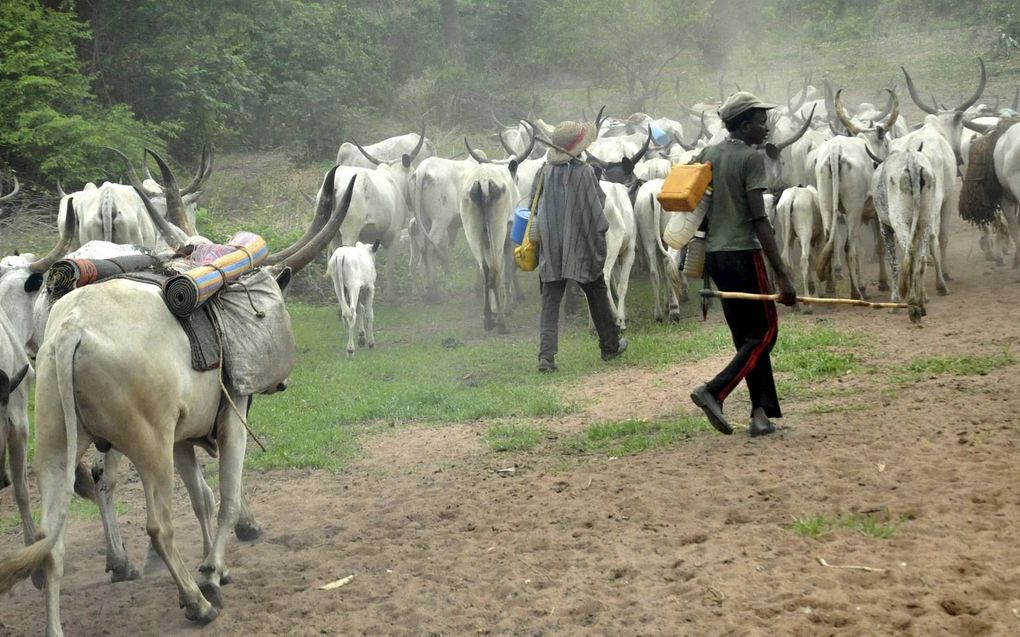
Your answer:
[633,179,687,322]
[872,148,941,322]
[323,163,409,295]
[56,146,213,251]
[600,182,637,329]
[776,186,826,310]
[0,162,356,636]
[327,241,379,358]
[814,133,882,299]
[459,162,520,333]
[336,123,435,169]
[885,114,958,297]
[409,156,477,302]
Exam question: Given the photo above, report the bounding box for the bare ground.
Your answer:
[3,217,1020,636]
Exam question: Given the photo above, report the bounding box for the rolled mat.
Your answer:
[47,255,163,300]
[162,232,268,317]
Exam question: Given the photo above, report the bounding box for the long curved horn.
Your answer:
[0,175,19,202]
[106,147,188,250]
[879,89,900,129]
[180,143,213,196]
[513,121,536,164]
[956,59,987,113]
[145,148,197,236]
[901,65,938,114]
[265,164,342,265]
[628,126,653,165]
[772,104,817,153]
[593,105,607,137]
[497,129,517,155]
[276,174,357,273]
[834,89,862,136]
[464,137,489,163]
[962,118,993,134]
[875,88,895,120]
[28,202,76,273]
[352,139,384,165]
[55,179,66,198]
[864,143,883,165]
[492,110,511,129]
[408,121,426,163]
[671,132,693,152]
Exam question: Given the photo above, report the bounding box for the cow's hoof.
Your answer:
[937,286,949,296]
[108,562,140,583]
[199,581,225,609]
[668,311,682,324]
[483,317,495,331]
[367,341,376,349]
[909,305,924,323]
[358,334,367,347]
[0,471,9,491]
[346,349,355,359]
[234,521,262,542]
[221,571,234,585]
[878,282,890,292]
[185,599,219,623]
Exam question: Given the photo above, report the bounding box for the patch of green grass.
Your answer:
[0,497,132,536]
[791,511,905,540]
[485,423,546,452]
[562,415,709,456]
[903,351,1015,378]
[773,321,862,381]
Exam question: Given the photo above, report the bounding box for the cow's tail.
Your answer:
[816,146,841,281]
[330,254,354,323]
[0,334,80,594]
[651,191,682,292]
[901,154,926,302]
[777,191,794,268]
[469,180,495,266]
[101,187,114,242]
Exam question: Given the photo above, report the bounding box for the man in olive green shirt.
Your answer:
[690,92,797,437]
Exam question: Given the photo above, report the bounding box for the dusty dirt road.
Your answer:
[2,217,1020,636]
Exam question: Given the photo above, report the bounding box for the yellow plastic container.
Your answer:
[657,163,712,212]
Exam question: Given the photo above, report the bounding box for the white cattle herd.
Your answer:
[1,61,1020,633]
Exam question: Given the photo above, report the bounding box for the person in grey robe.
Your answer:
[532,120,627,372]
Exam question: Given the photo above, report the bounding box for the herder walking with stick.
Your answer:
[689,92,797,437]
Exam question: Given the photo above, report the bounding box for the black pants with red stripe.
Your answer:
[705,250,782,418]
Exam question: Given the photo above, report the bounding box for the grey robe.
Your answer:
[534,160,608,283]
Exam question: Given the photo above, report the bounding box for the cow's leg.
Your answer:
[174,444,215,557]
[799,240,815,315]
[198,397,248,610]
[602,260,622,328]
[873,219,890,292]
[940,186,957,279]
[489,262,509,334]
[138,443,217,623]
[615,247,636,331]
[481,262,496,331]
[8,407,36,545]
[1003,201,1020,268]
[879,222,901,303]
[93,451,140,582]
[846,214,866,300]
[235,489,261,542]
[0,420,8,491]
[345,284,359,359]
[930,231,949,296]
[362,285,376,348]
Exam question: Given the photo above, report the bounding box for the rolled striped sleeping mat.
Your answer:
[162,232,268,317]
[47,255,164,300]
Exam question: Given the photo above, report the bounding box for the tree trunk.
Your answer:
[440,0,464,60]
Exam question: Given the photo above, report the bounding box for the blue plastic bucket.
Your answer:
[510,207,531,245]
[650,126,669,146]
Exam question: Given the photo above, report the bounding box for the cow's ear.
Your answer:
[508,159,519,179]
[877,126,886,141]
[273,266,293,293]
[765,143,781,160]
[402,154,412,169]
[24,273,43,293]
[0,370,9,406]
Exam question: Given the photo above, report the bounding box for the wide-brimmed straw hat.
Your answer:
[544,120,596,164]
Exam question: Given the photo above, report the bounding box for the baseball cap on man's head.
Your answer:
[718,91,777,123]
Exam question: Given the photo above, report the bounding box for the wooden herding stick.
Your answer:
[699,288,911,309]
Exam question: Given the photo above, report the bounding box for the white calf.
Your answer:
[327,242,380,358]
